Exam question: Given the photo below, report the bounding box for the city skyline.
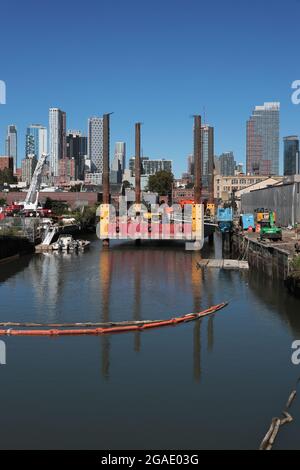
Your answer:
[1,0,300,176]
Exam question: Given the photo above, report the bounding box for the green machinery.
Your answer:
[259,210,282,241]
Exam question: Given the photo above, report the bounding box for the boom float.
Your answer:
[0,302,228,336]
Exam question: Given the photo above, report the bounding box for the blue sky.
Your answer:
[1,0,300,176]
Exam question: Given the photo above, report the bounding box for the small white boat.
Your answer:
[52,235,90,251]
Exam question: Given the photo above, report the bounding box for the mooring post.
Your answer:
[102,113,111,248]
[186,115,202,251]
[135,123,142,246]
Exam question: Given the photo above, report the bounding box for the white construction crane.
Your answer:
[22,153,48,211]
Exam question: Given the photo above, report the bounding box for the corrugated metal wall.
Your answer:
[241,183,300,226]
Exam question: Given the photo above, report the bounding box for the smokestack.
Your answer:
[102,113,110,205]
[194,115,202,204]
[135,123,141,205]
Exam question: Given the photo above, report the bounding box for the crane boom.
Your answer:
[24,153,48,210]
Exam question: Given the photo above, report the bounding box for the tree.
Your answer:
[122,180,131,189]
[44,197,70,215]
[0,198,6,206]
[147,171,173,195]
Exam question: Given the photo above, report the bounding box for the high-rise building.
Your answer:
[49,108,66,178]
[214,155,220,175]
[88,117,104,173]
[26,124,47,160]
[142,158,172,175]
[112,142,126,172]
[129,156,149,176]
[129,157,172,176]
[187,154,194,176]
[5,125,17,173]
[67,130,87,180]
[235,162,244,174]
[201,125,214,187]
[21,154,37,185]
[219,152,236,176]
[284,136,299,176]
[246,102,280,176]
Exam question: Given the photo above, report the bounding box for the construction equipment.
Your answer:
[240,213,255,231]
[21,153,48,212]
[259,210,282,241]
[217,207,233,233]
[206,203,215,217]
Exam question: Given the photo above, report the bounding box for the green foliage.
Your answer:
[73,205,97,229]
[147,171,173,195]
[44,197,69,215]
[0,197,6,206]
[122,180,131,189]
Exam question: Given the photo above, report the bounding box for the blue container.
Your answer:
[241,213,255,230]
[217,207,233,222]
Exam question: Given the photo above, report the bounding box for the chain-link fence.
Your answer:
[0,217,41,243]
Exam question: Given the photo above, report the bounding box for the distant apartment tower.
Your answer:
[246,102,280,176]
[112,142,126,172]
[284,136,299,176]
[21,154,37,185]
[201,125,214,187]
[26,124,47,160]
[129,156,149,176]
[88,117,104,173]
[49,108,66,177]
[235,162,244,174]
[67,130,87,180]
[5,125,17,173]
[187,154,194,176]
[142,158,172,175]
[219,152,236,176]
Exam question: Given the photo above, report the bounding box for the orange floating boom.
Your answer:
[0,302,228,337]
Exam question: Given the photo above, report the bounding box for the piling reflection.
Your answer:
[96,244,215,382]
[100,249,112,379]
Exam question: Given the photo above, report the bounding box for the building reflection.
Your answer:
[99,249,112,379]
[97,243,216,380]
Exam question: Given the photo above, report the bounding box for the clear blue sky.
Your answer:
[1,0,300,176]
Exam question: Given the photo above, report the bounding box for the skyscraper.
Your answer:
[284,136,299,176]
[246,102,280,176]
[49,108,66,178]
[67,130,87,180]
[26,124,47,160]
[201,125,214,187]
[219,151,236,176]
[5,125,17,173]
[112,142,126,172]
[88,117,104,173]
[187,124,214,187]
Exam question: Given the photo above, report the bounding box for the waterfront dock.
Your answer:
[197,259,249,270]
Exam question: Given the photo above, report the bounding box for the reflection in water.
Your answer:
[3,236,300,449]
[100,249,112,379]
[0,255,31,283]
[192,257,203,382]
[133,261,141,353]
[96,244,214,381]
[248,270,300,337]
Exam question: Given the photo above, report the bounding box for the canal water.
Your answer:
[0,234,300,449]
